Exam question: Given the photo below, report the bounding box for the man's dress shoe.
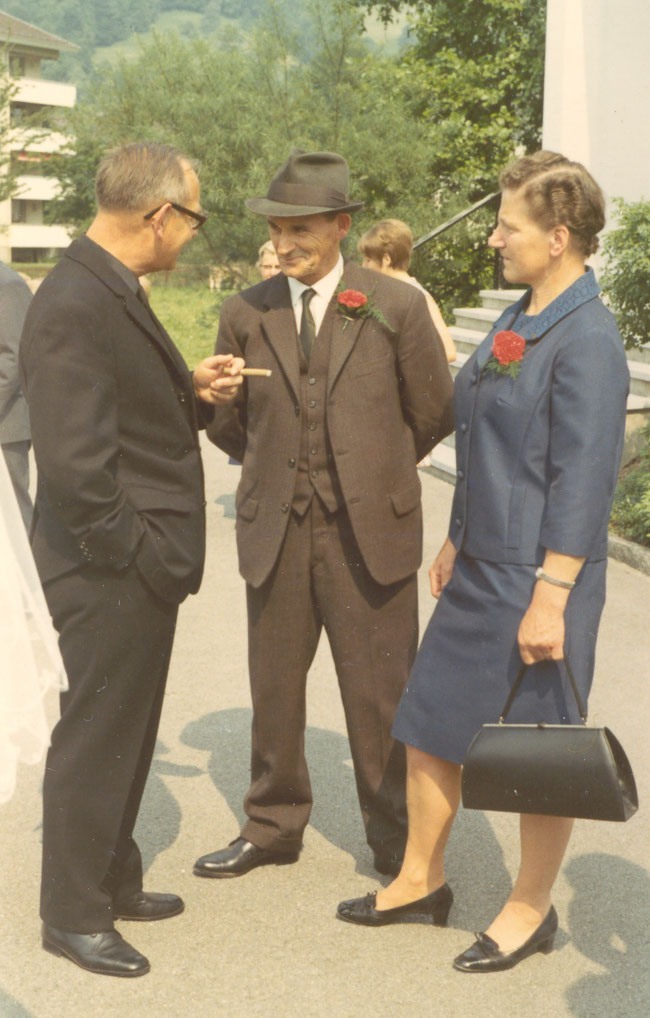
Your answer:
[453,906,558,973]
[193,837,300,878]
[113,890,184,921]
[336,883,453,927]
[42,924,150,977]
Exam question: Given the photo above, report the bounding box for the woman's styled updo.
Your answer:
[499,150,606,256]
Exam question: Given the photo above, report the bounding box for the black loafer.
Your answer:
[453,906,558,973]
[114,891,184,921]
[42,924,150,977]
[193,837,300,878]
[337,883,453,927]
[373,853,404,877]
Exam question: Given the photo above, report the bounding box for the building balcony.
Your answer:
[5,222,72,249]
[13,77,76,108]
[8,127,71,155]
[14,174,61,201]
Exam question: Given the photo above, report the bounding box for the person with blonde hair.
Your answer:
[358,219,456,363]
[256,239,281,279]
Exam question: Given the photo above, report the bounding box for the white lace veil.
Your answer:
[0,452,66,804]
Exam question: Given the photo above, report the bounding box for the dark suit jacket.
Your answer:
[20,236,207,604]
[450,269,629,564]
[0,262,32,444]
[207,262,454,588]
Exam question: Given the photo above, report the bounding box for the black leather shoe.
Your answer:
[337,883,453,927]
[193,837,300,878]
[113,891,184,921]
[453,906,558,973]
[42,924,150,977]
[373,853,404,877]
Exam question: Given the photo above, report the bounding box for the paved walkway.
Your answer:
[1,437,648,1018]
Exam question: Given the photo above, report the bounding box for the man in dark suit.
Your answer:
[20,142,243,977]
[0,262,33,530]
[194,150,454,880]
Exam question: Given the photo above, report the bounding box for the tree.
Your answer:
[347,0,546,304]
[47,3,436,275]
[47,0,547,312]
[601,199,650,350]
[0,64,46,204]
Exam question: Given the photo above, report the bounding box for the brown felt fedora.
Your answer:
[246,149,364,217]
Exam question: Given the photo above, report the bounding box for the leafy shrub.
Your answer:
[601,198,650,350]
[610,421,650,548]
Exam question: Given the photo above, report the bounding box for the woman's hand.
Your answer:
[517,589,566,663]
[518,551,584,663]
[429,538,457,598]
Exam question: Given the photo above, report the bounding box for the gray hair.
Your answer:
[95,142,195,212]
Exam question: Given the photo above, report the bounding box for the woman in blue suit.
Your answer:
[336,152,630,972]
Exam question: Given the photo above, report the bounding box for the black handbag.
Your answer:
[461,659,638,821]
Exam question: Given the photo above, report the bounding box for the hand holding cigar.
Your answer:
[225,366,272,377]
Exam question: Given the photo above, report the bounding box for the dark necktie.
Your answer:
[299,288,316,361]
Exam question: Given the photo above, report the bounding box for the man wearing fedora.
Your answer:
[195,150,454,879]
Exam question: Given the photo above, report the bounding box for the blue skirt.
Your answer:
[392,553,607,765]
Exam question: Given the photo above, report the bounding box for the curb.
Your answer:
[608,533,650,576]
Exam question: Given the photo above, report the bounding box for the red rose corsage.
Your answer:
[336,286,393,332]
[484,330,526,379]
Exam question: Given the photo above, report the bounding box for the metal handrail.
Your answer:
[412,191,500,249]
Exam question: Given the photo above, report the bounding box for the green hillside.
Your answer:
[2,1,408,88]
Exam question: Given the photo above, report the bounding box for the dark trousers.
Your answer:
[243,497,417,859]
[40,564,177,932]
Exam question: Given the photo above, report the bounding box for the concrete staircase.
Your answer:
[428,289,650,483]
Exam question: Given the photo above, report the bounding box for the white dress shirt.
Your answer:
[287,256,344,336]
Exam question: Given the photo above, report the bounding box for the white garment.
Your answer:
[0,452,66,804]
[287,255,344,335]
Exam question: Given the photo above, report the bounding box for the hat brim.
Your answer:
[246,197,364,217]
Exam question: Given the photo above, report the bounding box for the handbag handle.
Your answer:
[499,656,587,724]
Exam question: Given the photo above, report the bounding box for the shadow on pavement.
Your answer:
[0,988,36,1018]
[214,492,236,518]
[564,853,650,1017]
[179,707,513,932]
[180,708,358,852]
[135,739,204,875]
[440,806,513,930]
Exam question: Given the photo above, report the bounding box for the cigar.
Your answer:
[239,368,272,377]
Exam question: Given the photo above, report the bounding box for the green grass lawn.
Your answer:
[149,285,222,367]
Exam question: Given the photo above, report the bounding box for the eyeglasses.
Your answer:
[144,201,207,231]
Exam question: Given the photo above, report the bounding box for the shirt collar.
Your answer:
[84,235,140,295]
[287,255,344,308]
[508,267,601,341]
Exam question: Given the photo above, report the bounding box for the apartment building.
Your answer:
[0,11,77,263]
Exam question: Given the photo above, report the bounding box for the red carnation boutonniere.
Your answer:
[484,330,526,379]
[336,287,394,333]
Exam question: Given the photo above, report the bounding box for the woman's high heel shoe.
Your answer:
[336,883,453,927]
[452,905,558,973]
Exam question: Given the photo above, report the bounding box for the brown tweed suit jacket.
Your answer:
[207,261,454,589]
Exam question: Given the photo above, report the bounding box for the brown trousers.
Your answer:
[242,496,417,859]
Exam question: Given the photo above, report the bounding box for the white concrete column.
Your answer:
[543,0,650,207]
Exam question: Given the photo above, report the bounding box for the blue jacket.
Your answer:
[450,269,629,563]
